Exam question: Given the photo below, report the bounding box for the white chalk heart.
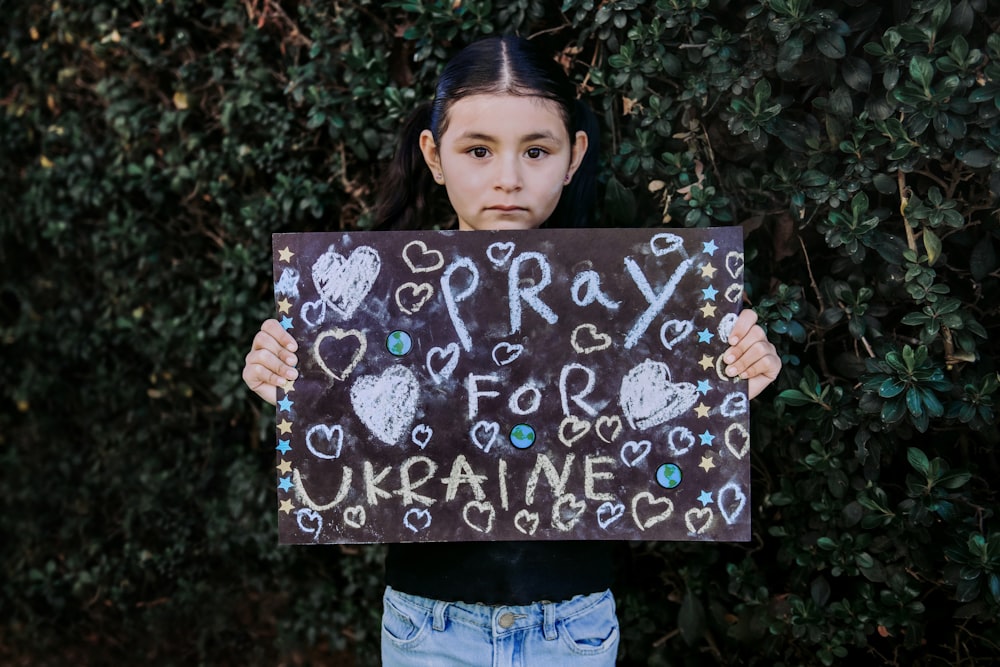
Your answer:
[403,508,432,533]
[650,233,685,257]
[685,507,715,535]
[296,508,323,541]
[720,392,749,418]
[595,415,623,444]
[491,342,524,366]
[486,241,516,267]
[343,505,366,529]
[312,245,381,319]
[558,416,591,448]
[620,360,699,430]
[462,500,495,533]
[724,422,751,459]
[552,494,587,532]
[724,283,743,304]
[350,366,419,445]
[299,299,327,328]
[395,282,434,315]
[305,424,344,460]
[411,424,433,449]
[631,492,674,531]
[718,482,748,525]
[718,312,738,344]
[514,509,540,536]
[620,440,651,467]
[571,324,612,354]
[426,343,460,384]
[668,426,696,456]
[659,319,695,350]
[313,328,367,382]
[725,252,745,279]
[471,421,500,453]
[596,501,625,529]
[402,240,444,273]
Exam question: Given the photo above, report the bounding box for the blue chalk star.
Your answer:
[701,285,718,301]
[697,380,712,395]
[278,476,293,492]
[698,328,714,343]
[699,430,716,446]
[697,490,714,507]
[278,396,294,412]
[702,240,718,255]
[276,439,292,455]
[279,316,294,330]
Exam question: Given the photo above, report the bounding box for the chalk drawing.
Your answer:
[596,501,625,529]
[426,343,460,384]
[293,468,352,512]
[571,323,612,354]
[313,328,367,382]
[470,420,500,453]
[718,481,747,524]
[725,251,745,279]
[631,492,674,530]
[487,241,516,267]
[623,256,694,349]
[552,493,587,531]
[395,282,434,315]
[559,363,600,418]
[620,440,651,467]
[343,506,366,529]
[659,319,695,350]
[295,508,323,542]
[305,423,344,460]
[403,507,432,533]
[514,509,540,535]
[558,416,591,448]
[350,366,419,445]
[684,507,715,535]
[724,283,743,304]
[312,245,381,319]
[650,233,686,257]
[397,456,438,507]
[441,257,479,352]
[571,271,620,310]
[619,360,699,430]
[595,415,623,444]
[508,384,542,415]
[491,341,524,366]
[299,299,327,328]
[724,422,751,459]
[411,424,433,449]
[718,312,738,344]
[402,240,445,273]
[275,267,301,299]
[462,500,496,533]
[668,426,697,456]
[509,252,558,335]
[720,392,749,418]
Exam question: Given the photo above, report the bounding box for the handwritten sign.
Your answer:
[271,228,750,544]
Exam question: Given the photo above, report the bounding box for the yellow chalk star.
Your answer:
[277,419,293,435]
[699,354,715,371]
[279,499,294,514]
[276,459,292,475]
[695,402,711,418]
[277,298,292,314]
[700,262,717,279]
[698,455,716,472]
[282,379,295,393]
[699,302,717,318]
[278,246,294,262]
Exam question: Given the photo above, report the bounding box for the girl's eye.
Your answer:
[526,147,547,159]
[469,147,489,158]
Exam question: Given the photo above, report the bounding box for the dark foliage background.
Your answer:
[2,0,998,664]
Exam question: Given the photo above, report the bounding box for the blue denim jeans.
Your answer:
[381,586,620,666]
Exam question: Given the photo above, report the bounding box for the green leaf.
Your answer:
[907,447,930,476]
[923,228,942,266]
[909,56,934,89]
[678,589,706,646]
[817,31,846,59]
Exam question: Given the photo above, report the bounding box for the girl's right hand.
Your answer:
[242,319,299,406]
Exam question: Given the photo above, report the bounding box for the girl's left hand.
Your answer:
[722,309,782,400]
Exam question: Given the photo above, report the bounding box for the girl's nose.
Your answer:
[495,154,523,191]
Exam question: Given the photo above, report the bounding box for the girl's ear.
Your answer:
[565,130,589,184]
[419,130,443,180]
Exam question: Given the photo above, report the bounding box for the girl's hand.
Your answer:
[242,319,299,406]
[722,309,781,400]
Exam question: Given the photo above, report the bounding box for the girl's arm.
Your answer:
[242,318,299,406]
[721,309,782,400]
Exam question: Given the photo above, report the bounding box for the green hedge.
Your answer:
[2,0,998,664]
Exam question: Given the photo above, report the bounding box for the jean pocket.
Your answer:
[381,590,432,647]
[558,592,620,656]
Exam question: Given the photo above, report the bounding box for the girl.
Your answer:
[243,35,782,666]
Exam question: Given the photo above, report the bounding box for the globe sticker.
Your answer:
[386,330,413,356]
[655,463,683,489]
[509,424,536,449]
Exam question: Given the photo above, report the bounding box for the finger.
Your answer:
[723,339,775,378]
[251,329,299,371]
[260,318,298,354]
[245,347,299,384]
[727,309,759,345]
[241,361,280,406]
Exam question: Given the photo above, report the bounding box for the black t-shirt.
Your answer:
[385,541,617,605]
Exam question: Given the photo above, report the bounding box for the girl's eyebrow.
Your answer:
[455,130,563,144]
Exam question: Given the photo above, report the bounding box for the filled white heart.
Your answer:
[312,245,381,319]
[619,359,699,430]
[349,366,420,445]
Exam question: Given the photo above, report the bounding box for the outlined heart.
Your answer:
[725,422,750,459]
[486,241,516,267]
[650,233,685,257]
[314,328,367,382]
[595,415,623,444]
[296,508,323,541]
[462,500,495,533]
[411,424,433,449]
[299,299,327,328]
[724,283,743,304]
[718,482,748,525]
[343,505,366,529]
[685,507,715,535]
[552,494,587,531]
[426,343,460,384]
[491,342,524,366]
[350,366,419,445]
[668,426,696,456]
[659,319,694,350]
[395,282,434,315]
[305,424,344,459]
[403,507,432,533]
[471,420,500,453]
[620,440,651,467]
[725,251,744,279]
[558,416,591,447]
[514,509,540,536]
[720,392,749,418]
[312,245,381,319]
[620,360,698,430]
[596,501,625,529]
[402,240,444,273]
[631,492,674,531]
[718,312,738,344]
[571,324,612,354]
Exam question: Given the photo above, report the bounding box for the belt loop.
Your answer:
[432,600,448,632]
[542,601,557,640]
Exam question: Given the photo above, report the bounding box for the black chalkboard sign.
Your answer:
[272,228,750,543]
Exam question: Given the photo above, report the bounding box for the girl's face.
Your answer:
[419,94,588,231]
